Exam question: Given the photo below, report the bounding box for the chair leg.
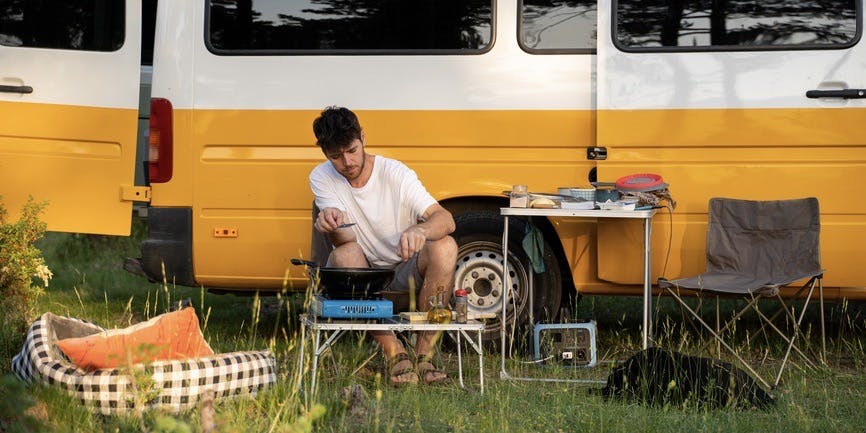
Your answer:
[773,278,822,361]
[753,304,816,369]
[716,296,721,357]
[664,287,772,390]
[750,282,812,340]
[741,279,819,367]
[819,276,826,365]
[698,296,761,355]
[774,278,818,387]
[691,295,706,337]
[673,288,705,345]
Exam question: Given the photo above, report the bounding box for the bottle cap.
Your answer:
[454,289,468,297]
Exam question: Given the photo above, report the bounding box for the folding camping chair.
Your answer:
[658,197,825,389]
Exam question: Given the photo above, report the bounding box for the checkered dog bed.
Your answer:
[11,312,277,414]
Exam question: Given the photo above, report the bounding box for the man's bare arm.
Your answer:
[315,207,357,246]
[417,203,456,240]
[398,203,455,261]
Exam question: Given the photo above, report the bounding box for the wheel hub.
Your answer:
[454,241,527,321]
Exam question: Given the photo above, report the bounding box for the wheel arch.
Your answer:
[440,195,577,306]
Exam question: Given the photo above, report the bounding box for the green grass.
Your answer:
[2,219,866,432]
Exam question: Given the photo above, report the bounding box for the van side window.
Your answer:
[0,0,124,51]
[207,0,493,54]
[615,0,858,50]
[519,0,597,53]
[142,0,157,65]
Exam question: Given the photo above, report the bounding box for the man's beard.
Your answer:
[340,150,367,181]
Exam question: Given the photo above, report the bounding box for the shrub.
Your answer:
[0,196,51,333]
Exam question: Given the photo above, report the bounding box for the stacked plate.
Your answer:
[556,187,597,210]
[615,173,668,192]
[561,200,595,210]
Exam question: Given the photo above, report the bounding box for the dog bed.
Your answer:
[11,311,277,415]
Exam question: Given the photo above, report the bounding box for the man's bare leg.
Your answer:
[326,242,368,268]
[328,242,415,383]
[414,236,458,364]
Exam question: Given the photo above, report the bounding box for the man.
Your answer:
[309,106,458,386]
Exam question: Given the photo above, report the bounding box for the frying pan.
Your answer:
[290,258,394,299]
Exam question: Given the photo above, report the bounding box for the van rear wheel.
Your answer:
[452,211,561,344]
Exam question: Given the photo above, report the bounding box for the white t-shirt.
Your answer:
[310,155,438,268]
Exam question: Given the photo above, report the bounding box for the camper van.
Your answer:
[2,0,864,335]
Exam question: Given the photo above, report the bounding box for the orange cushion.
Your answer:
[55,307,214,370]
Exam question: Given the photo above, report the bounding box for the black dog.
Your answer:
[600,347,775,409]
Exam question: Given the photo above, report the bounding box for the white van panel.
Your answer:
[189,53,592,110]
[0,9,141,109]
[156,0,594,111]
[150,0,197,107]
[598,1,865,111]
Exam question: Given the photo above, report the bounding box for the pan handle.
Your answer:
[290,258,318,267]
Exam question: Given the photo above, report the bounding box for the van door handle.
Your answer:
[0,84,33,94]
[806,89,866,99]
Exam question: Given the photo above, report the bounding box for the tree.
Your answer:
[616,0,856,47]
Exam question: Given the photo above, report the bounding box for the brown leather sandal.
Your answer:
[387,352,419,387]
[416,359,452,385]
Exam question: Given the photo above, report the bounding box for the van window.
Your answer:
[615,0,858,50]
[519,0,597,53]
[207,0,493,54]
[0,0,124,51]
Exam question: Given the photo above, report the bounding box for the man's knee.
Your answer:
[424,236,458,267]
[327,242,367,267]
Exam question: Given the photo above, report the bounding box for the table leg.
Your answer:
[310,329,322,395]
[500,215,510,378]
[478,330,484,395]
[457,330,465,389]
[460,329,485,393]
[296,321,307,391]
[642,216,653,349]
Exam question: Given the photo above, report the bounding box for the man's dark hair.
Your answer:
[312,106,362,154]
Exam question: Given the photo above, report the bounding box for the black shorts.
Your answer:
[388,255,423,293]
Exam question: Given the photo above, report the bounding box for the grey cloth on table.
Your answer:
[522,220,546,274]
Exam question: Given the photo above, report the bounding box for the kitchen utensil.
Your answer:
[290,258,394,299]
[615,173,667,192]
[569,188,596,202]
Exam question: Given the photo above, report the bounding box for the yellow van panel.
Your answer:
[184,109,595,288]
[0,101,137,235]
[597,108,866,289]
[598,107,866,147]
[169,106,866,298]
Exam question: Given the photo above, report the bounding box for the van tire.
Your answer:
[452,211,562,343]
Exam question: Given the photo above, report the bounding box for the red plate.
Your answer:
[616,173,665,192]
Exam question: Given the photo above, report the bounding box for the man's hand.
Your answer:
[397,204,455,261]
[399,225,428,261]
[315,207,347,233]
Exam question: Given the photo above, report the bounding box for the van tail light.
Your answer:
[148,98,173,183]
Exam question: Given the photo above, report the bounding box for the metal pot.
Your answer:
[290,258,394,299]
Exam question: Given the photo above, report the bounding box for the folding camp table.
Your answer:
[499,207,656,382]
[297,314,485,394]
